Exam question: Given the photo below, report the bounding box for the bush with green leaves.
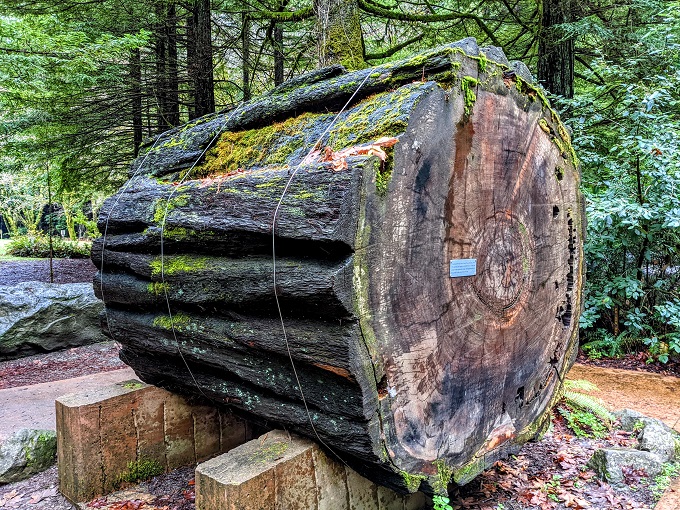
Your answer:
[7,234,91,258]
[566,6,680,362]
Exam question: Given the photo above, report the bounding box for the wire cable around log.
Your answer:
[156,111,239,400]
[99,136,164,357]
[271,71,371,465]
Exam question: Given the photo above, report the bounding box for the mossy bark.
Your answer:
[314,0,366,70]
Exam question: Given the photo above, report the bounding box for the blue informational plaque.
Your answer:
[449,259,477,278]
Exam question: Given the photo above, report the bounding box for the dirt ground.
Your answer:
[0,258,97,286]
[569,364,680,433]
[0,342,127,389]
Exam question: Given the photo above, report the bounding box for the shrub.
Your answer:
[6,234,91,258]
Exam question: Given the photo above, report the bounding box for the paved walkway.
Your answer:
[0,367,136,440]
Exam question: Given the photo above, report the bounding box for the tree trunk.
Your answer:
[166,1,180,127]
[186,12,197,121]
[242,12,252,101]
[96,40,583,495]
[155,2,169,133]
[189,0,215,117]
[314,0,365,69]
[538,0,574,98]
[273,24,285,86]
[130,47,143,157]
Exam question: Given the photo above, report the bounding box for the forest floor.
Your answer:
[0,258,679,509]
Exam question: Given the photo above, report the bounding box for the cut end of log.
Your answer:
[97,38,583,495]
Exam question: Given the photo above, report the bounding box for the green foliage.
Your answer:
[568,5,680,361]
[651,462,680,501]
[581,330,641,360]
[0,172,47,235]
[0,11,147,186]
[7,234,91,258]
[117,459,163,484]
[557,380,613,438]
[433,494,453,510]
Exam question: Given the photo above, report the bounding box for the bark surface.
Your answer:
[96,38,583,494]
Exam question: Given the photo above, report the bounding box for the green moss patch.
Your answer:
[153,194,190,225]
[400,471,426,493]
[153,313,191,331]
[326,84,421,150]
[150,255,208,277]
[250,440,289,463]
[461,76,479,116]
[433,459,454,495]
[195,113,320,178]
[117,459,164,485]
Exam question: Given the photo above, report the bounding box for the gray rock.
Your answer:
[451,37,480,56]
[0,429,57,484]
[510,61,535,84]
[614,409,647,431]
[481,45,510,67]
[0,282,106,361]
[638,418,677,462]
[588,448,663,486]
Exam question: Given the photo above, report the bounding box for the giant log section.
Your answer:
[94,38,583,494]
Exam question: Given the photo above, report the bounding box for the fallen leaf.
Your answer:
[321,146,334,162]
[28,488,58,504]
[372,136,399,148]
[87,496,109,508]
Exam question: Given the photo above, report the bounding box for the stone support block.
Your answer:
[195,430,428,510]
[56,379,250,503]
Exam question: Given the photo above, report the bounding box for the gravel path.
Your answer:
[0,258,96,286]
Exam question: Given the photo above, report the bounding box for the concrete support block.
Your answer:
[195,430,429,510]
[56,379,251,503]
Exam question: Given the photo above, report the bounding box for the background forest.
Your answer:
[0,0,678,361]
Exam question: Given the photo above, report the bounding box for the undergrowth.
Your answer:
[580,330,641,360]
[6,233,91,258]
[557,380,613,438]
[651,462,680,501]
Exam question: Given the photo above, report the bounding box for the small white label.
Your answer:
[450,259,477,278]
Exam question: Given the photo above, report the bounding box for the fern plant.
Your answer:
[557,380,614,438]
[581,330,640,359]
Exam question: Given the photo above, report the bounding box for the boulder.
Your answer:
[637,418,677,462]
[588,448,663,486]
[614,409,646,431]
[0,282,106,361]
[0,429,57,484]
